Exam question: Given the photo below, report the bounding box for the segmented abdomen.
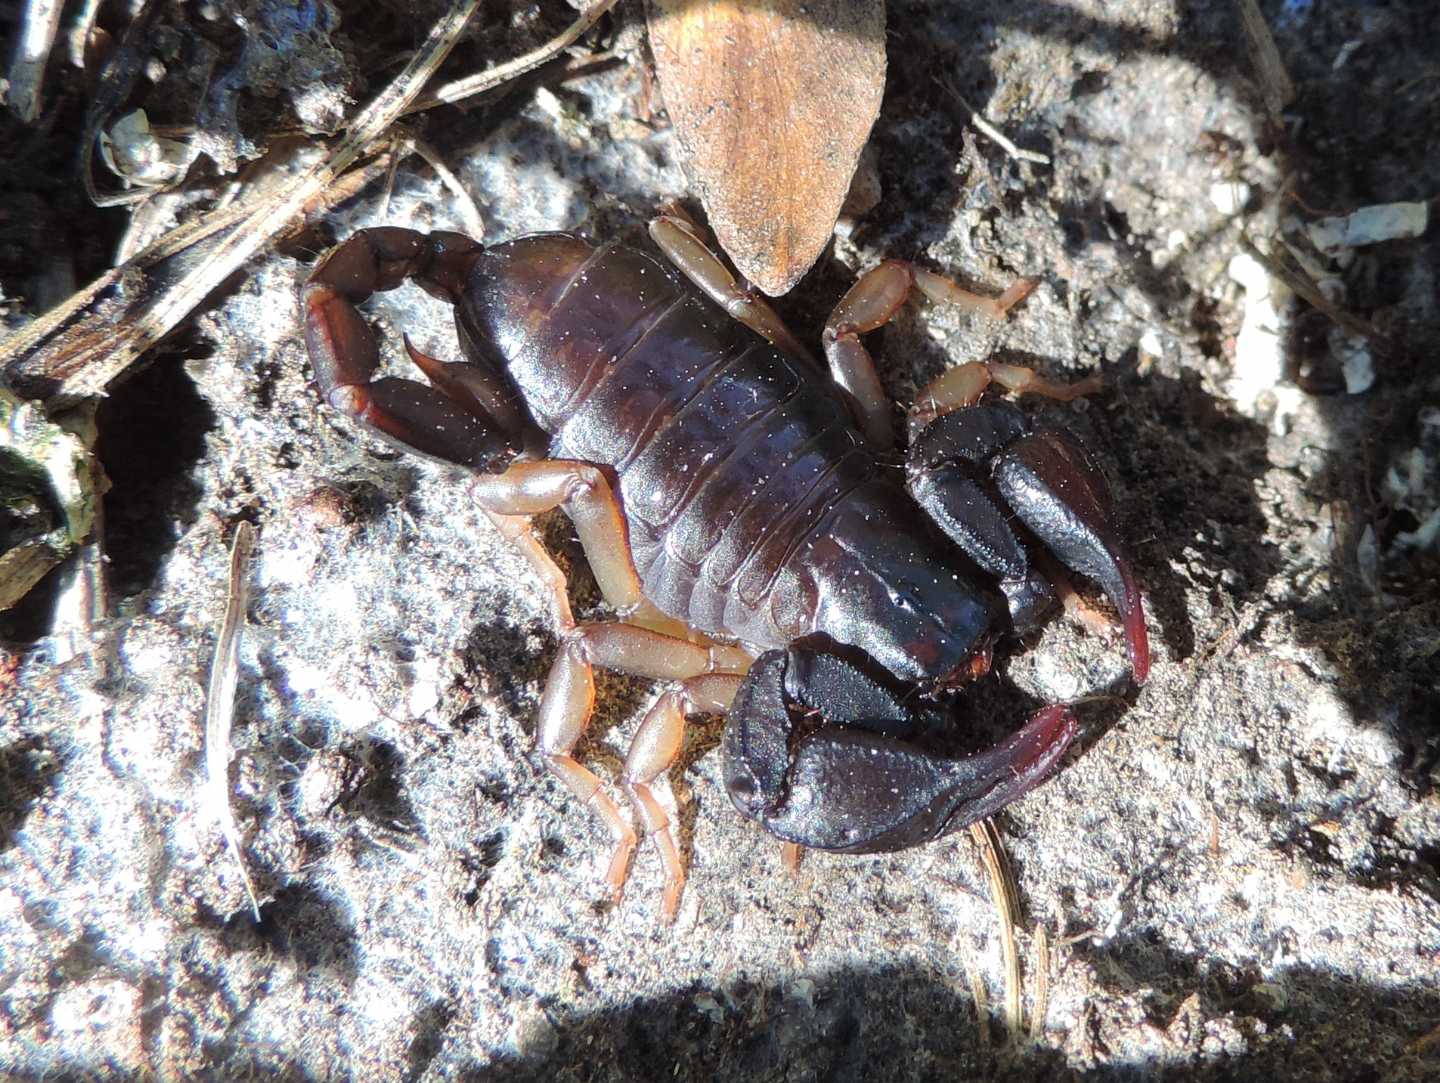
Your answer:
[461,235,880,646]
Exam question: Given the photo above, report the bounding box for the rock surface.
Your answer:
[2,1,1438,1080]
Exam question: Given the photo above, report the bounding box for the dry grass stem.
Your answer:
[408,0,621,115]
[203,521,261,921]
[1239,234,1387,347]
[940,79,1051,165]
[961,944,991,1051]
[971,819,1024,1039]
[1236,0,1295,122]
[400,135,486,239]
[1029,923,1051,1042]
[0,0,483,408]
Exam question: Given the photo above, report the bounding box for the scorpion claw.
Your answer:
[994,427,1150,684]
[722,648,1078,852]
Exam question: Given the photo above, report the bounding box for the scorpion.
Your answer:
[301,213,1149,922]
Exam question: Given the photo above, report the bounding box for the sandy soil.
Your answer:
[2,2,1437,1080]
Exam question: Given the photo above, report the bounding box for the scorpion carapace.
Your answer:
[302,217,1149,922]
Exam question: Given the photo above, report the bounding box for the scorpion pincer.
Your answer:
[301,215,1149,922]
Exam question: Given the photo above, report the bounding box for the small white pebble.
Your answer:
[1138,327,1165,359]
[1210,181,1251,215]
[1330,331,1374,394]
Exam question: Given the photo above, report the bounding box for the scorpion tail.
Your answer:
[303,228,520,470]
[722,648,1078,853]
[994,426,1150,684]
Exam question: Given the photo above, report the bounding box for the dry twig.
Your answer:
[0,0,636,408]
[7,0,65,123]
[65,0,103,69]
[407,0,621,115]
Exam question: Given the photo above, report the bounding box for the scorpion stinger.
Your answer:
[302,227,522,470]
[722,648,1078,851]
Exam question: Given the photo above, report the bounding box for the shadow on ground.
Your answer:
[469,955,1434,1083]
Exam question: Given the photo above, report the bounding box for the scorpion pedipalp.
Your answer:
[906,401,1151,685]
[722,647,1078,852]
[994,426,1150,684]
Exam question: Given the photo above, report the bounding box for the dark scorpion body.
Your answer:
[303,216,1149,922]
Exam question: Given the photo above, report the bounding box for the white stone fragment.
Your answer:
[1307,202,1429,255]
[1138,327,1165,359]
[405,653,443,719]
[1331,40,1362,71]
[1226,252,1304,431]
[1328,329,1375,394]
[1342,349,1374,394]
[1356,524,1379,592]
[1210,181,1251,215]
[98,109,191,187]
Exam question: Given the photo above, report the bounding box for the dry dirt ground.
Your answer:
[2,1,1438,1080]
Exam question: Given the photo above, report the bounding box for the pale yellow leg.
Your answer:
[825,262,1040,449]
[623,673,745,922]
[909,361,1104,436]
[649,215,816,364]
[471,460,644,617]
[534,621,750,918]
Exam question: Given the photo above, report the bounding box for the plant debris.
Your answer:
[646,0,885,295]
[0,390,97,610]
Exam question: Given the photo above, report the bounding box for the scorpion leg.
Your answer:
[483,511,577,631]
[624,672,744,922]
[909,358,1102,435]
[471,458,711,633]
[472,459,758,916]
[472,460,741,638]
[722,648,1077,851]
[470,460,646,619]
[648,215,816,364]
[650,221,1037,452]
[536,622,749,916]
[485,502,689,640]
[825,263,1039,449]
